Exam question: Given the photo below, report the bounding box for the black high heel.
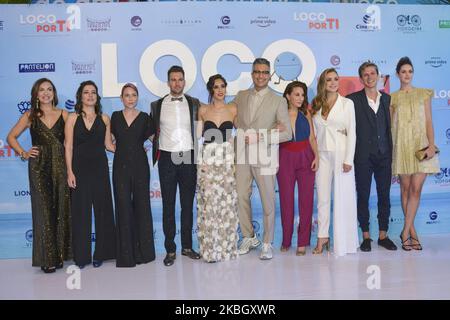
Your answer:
[41,266,56,273]
[410,237,423,251]
[399,234,412,251]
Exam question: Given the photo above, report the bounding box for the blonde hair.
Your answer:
[311,68,338,118]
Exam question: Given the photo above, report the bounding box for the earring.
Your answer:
[36,99,40,109]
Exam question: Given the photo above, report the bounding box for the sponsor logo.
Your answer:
[91,233,96,242]
[71,61,95,74]
[352,59,387,66]
[161,17,202,26]
[25,229,33,243]
[427,211,440,225]
[130,16,142,31]
[218,16,234,30]
[356,5,381,31]
[389,216,404,225]
[446,128,450,144]
[0,20,4,31]
[150,180,161,200]
[86,18,111,32]
[14,190,31,197]
[17,101,31,114]
[439,20,450,29]
[330,55,341,66]
[434,167,450,185]
[396,14,422,33]
[391,176,400,185]
[250,16,276,28]
[19,63,55,73]
[294,12,339,31]
[0,140,19,160]
[65,99,75,111]
[425,57,447,68]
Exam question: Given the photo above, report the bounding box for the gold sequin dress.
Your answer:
[391,88,440,175]
[29,113,71,268]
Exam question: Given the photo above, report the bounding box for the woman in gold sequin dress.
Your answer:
[391,57,440,251]
[7,78,71,273]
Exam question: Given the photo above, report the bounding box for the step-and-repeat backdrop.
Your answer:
[0,3,449,258]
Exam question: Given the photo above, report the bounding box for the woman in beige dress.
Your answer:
[391,57,440,251]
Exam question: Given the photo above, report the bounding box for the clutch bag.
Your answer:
[415,145,440,161]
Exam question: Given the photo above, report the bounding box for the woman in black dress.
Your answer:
[111,83,156,267]
[65,80,116,268]
[7,78,71,273]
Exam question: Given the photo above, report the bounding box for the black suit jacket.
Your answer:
[149,94,200,166]
[346,89,392,164]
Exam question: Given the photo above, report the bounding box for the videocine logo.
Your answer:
[19,63,55,73]
[396,14,422,33]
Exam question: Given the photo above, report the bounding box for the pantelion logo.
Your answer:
[19,63,55,73]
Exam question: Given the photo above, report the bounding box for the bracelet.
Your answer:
[20,151,27,161]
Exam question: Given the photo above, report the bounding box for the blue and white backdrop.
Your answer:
[0,2,449,258]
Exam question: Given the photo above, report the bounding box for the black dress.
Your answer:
[29,113,71,268]
[71,115,116,266]
[111,111,155,267]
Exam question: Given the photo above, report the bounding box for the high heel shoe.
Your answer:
[399,234,412,251]
[312,239,329,255]
[296,247,306,256]
[410,237,423,251]
[280,246,290,252]
[41,266,56,274]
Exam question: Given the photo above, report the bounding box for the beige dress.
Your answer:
[391,88,440,175]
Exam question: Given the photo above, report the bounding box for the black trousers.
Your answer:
[354,151,392,233]
[158,150,197,253]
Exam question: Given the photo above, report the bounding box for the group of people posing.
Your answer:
[7,56,440,273]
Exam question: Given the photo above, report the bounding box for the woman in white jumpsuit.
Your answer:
[311,68,359,256]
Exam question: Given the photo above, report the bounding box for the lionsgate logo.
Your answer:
[19,63,55,73]
[86,18,111,32]
[425,57,447,68]
[72,61,95,75]
[251,16,276,28]
[396,14,422,33]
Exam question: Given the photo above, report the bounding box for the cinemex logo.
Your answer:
[65,99,75,111]
[356,5,381,31]
[161,17,202,26]
[434,167,450,184]
[19,5,80,33]
[427,211,440,224]
[425,57,447,68]
[396,14,422,33]
[439,20,450,29]
[130,16,142,31]
[250,16,276,28]
[72,61,95,75]
[294,12,339,31]
[87,18,111,32]
[218,16,234,30]
[19,63,55,73]
[330,55,341,67]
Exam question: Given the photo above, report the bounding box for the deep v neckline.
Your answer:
[39,112,62,131]
[81,114,98,132]
[321,95,339,121]
[122,110,141,128]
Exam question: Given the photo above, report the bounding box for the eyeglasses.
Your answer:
[252,70,270,75]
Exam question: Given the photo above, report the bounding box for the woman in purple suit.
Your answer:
[277,81,318,256]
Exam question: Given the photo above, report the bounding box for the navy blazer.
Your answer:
[149,94,200,166]
[346,89,392,163]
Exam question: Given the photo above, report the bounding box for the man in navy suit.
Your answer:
[347,62,397,252]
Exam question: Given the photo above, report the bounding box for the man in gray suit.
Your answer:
[233,58,292,260]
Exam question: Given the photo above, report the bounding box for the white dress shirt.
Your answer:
[366,91,381,114]
[159,95,193,152]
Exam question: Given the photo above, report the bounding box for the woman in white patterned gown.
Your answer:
[196,74,238,263]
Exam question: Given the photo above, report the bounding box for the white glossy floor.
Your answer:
[1,233,450,300]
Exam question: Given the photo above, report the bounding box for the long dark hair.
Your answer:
[75,80,102,116]
[283,81,309,115]
[206,74,227,103]
[29,78,59,124]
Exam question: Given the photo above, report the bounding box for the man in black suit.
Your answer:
[149,65,201,266]
[347,62,397,252]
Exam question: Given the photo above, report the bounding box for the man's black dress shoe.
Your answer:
[163,253,176,266]
[378,237,398,251]
[93,260,103,268]
[360,238,373,252]
[181,249,201,260]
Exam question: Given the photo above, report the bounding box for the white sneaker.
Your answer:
[238,235,261,255]
[259,243,273,260]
